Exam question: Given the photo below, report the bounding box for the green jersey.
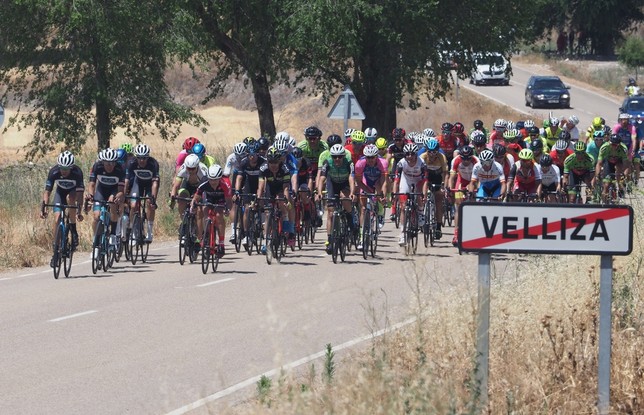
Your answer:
[597,142,628,164]
[319,154,354,183]
[563,152,594,175]
[298,140,329,167]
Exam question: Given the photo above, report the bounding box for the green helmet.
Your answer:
[574,141,587,153]
[119,143,133,154]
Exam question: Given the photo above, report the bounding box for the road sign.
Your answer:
[328,85,366,120]
[458,202,633,255]
[0,104,4,129]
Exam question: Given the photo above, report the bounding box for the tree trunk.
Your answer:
[250,69,276,139]
[93,47,111,149]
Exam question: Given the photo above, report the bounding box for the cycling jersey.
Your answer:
[344,143,364,165]
[597,142,628,164]
[196,178,231,205]
[612,124,636,156]
[223,153,244,177]
[420,151,448,188]
[542,126,562,148]
[294,157,314,188]
[354,157,386,192]
[472,161,506,184]
[437,134,459,160]
[586,140,603,162]
[549,148,573,170]
[45,165,85,196]
[298,140,329,171]
[317,148,351,169]
[236,156,266,194]
[125,157,160,197]
[508,161,540,193]
[320,155,354,183]
[387,143,406,173]
[89,161,126,202]
[450,155,478,187]
[395,157,427,194]
[540,165,561,187]
[487,131,505,149]
[259,162,291,198]
[563,152,595,175]
[175,149,189,171]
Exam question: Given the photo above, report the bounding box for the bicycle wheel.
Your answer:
[394,199,401,229]
[403,207,413,256]
[233,203,243,253]
[255,212,264,255]
[273,217,283,263]
[101,229,110,272]
[245,210,255,256]
[188,215,199,263]
[409,209,418,255]
[265,213,274,265]
[52,223,63,279]
[362,210,371,260]
[140,214,150,263]
[331,214,339,264]
[63,227,73,278]
[370,212,378,258]
[339,218,348,263]
[124,226,131,261]
[296,206,304,250]
[130,214,140,265]
[91,223,104,274]
[178,215,188,265]
[201,221,211,274]
[211,226,219,273]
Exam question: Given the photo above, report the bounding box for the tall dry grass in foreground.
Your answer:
[221,199,644,415]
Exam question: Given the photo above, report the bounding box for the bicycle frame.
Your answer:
[45,203,76,279]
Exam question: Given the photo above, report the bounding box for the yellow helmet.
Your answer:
[351,130,366,144]
[592,116,604,128]
[375,137,388,150]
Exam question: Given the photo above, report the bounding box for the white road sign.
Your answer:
[458,202,633,255]
[327,86,365,120]
[0,104,4,129]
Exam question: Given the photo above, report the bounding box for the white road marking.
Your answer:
[196,278,235,288]
[48,310,98,322]
[0,273,35,281]
[165,316,417,415]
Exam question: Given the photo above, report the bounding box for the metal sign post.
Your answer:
[458,202,633,413]
[327,85,366,134]
[0,104,5,129]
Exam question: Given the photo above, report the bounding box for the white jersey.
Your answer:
[395,157,427,193]
[472,161,506,183]
[223,153,242,177]
[563,125,580,142]
[176,162,208,181]
[540,164,560,187]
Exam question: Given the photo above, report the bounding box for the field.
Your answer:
[1,55,642,414]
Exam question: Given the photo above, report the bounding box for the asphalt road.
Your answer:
[0,64,625,415]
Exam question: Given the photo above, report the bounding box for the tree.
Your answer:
[618,35,644,80]
[0,0,204,159]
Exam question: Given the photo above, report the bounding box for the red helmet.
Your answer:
[392,128,406,139]
[183,137,200,151]
[453,122,465,134]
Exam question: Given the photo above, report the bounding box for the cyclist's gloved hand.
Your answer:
[150,196,157,208]
[167,197,175,210]
[40,201,47,219]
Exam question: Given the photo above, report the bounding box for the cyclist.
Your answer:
[562,115,581,143]
[299,125,329,183]
[354,144,387,248]
[393,143,427,246]
[41,151,84,261]
[469,119,489,138]
[507,148,540,201]
[423,128,437,140]
[437,122,459,165]
[119,143,135,166]
[290,146,317,227]
[375,137,389,158]
[169,153,208,219]
[593,134,629,203]
[587,130,606,162]
[488,119,507,148]
[257,147,295,251]
[471,131,488,156]
[452,122,467,147]
[563,141,595,203]
[345,129,367,166]
[492,144,514,178]
[448,146,478,246]
[192,164,231,258]
[318,144,356,254]
[257,136,270,157]
[364,127,378,145]
[537,154,562,202]
[234,142,266,247]
[549,139,573,173]
[469,148,507,201]
[504,129,524,161]
[192,142,217,168]
[175,136,200,173]
[124,144,160,242]
[386,128,408,220]
[224,142,248,243]
[625,78,640,97]
[86,148,126,249]
[586,116,605,143]
[528,137,545,165]
[542,117,562,149]
[420,138,448,239]
[613,113,637,183]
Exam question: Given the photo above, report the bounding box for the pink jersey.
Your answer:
[175,150,188,171]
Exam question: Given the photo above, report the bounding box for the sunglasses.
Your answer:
[365,156,376,159]
[136,156,148,161]
[186,166,197,171]
[428,150,439,153]
[306,136,319,141]
[405,152,416,157]
[332,155,344,160]
[60,167,71,172]
[394,138,403,141]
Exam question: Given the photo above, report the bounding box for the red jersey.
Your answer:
[438,134,458,158]
[344,143,364,165]
[549,148,573,169]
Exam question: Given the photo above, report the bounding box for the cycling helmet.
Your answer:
[543,119,550,128]
[574,141,587,152]
[473,119,484,130]
[593,130,605,139]
[459,145,474,159]
[592,116,604,128]
[275,131,290,142]
[423,128,437,138]
[363,144,379,157]
[515,121,525,130]
[97,149,107,161]
[375,137,388,150]
[493,118,507,129]
[183,137,200,151]
[554,140,568,151]
[518,148,534,161]
[603,125,612,136]
[330,144,345,156]
[102,148,118,162]
[471,131,487,146]
[266,147,282,161]
[559,131,571,142]
[529,139,544,151]
[344,128,356,138]
[351,130,367,144]
[528,126,540,136]
[243,136,256,145]
[441,122,453,133]
[119,142,134,154]
[425,139,439,151]
[192,143,206,159]
[609,134,621,144]
[304,126,322,138]
[364,127,378,139]
[288,136,297,148]
[629,77,637,86]
[327,134,342,147]
[550,117,560,127]
[506,121,515,131]
[403,143,419,154]
[452,122,465,134]
[247,142,259,155]
[57,151,75,167]
[492,143,507,157]
[257,137,270,150]
[274,139,290,154]
[207,164,223,179]
[618,113,631,121]
[116,148,127,162]
[414,134,426,146]
[540,154,553,167]
[184,153,200,169]
[392,128,406,139]
[292,147,304,159]
[503,129,517,141]
[233,142,248,156]
[134,143,150,157]
[478,149,494,162]
[524,120,535,129]
[568,115,579,125]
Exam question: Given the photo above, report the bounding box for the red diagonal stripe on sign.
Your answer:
[462,208,630,250]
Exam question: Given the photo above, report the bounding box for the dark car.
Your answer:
[619,96,644,120]
[524,76,571,109]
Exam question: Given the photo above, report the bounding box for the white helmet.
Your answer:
[330,144,345,156]
[288,136,297,148]
[423,128,436,138]
[403,143,419,153]
[568,115,579,125]
[184,153,200,169]
[275,131,290,142]
[134,143,150,157]
[364,127,378,139]
[618,113,631,120]
[363,144,379,157]
[207,164,223,179]
[344,128,355,138]
[494,118,507,129]
[233,142,248,156]
[479,149,494,162]
[100,148,118,162]
[506,121,515,131]
[550,117,560,126]
[414,134,426,145]
[274,138,290,154]
[523,120,535,129]
[57,151,75,167]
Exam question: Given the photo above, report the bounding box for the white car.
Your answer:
[470,53,510,86]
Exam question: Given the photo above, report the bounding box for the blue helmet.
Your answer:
[425,139,439,151]
[192,143,206,159]
[116,148,127,162]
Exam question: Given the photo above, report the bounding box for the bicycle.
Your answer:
[43,203,77,279]
[231,194,248,253]
[173,196,199,265]
[258,197,288,265]
[89,200,118,274]
[423,190,437,248]
[294,189,315,249]
[196,201,226,274]
[361,193,382,259]
[127,196,152,265]
[393,186,424,256]
[324,196,352,263]
[243,196,263,256]
[442,191,455,227]
[506,191,538,203]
